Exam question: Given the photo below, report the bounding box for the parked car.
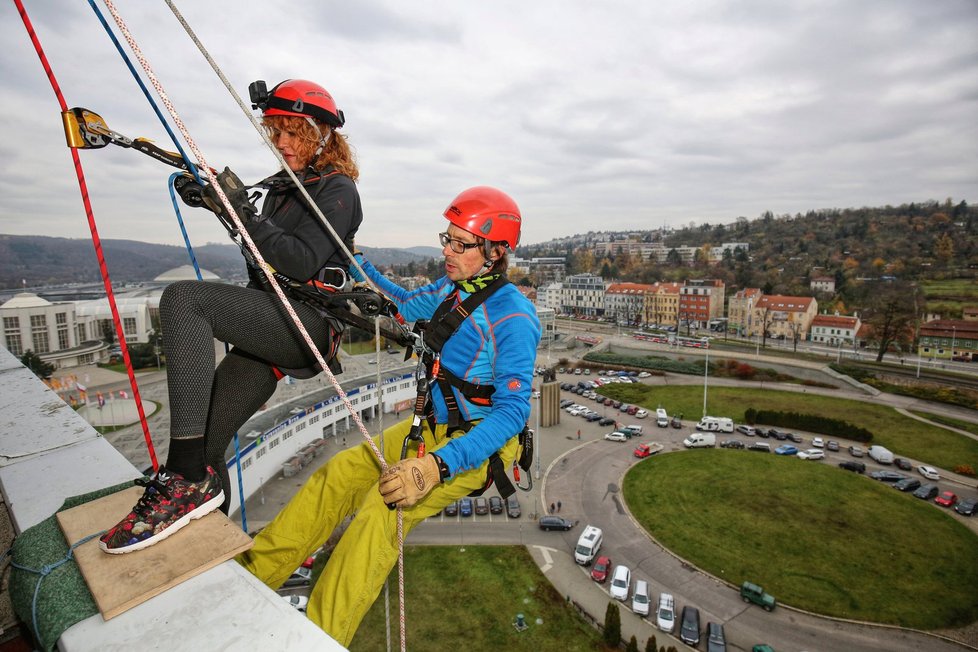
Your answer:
[605,431,629,442]
[631,580,651,616]
[736,425,756,436]
[811,437,824,448]
[848,445,865,457]
[871,470,906,483]
[826,440,840,452]
[893,477,921,492]
[954,497,977,516]
[656,593,676,633]
[720,439,745,449]
[283,567,313,588]
[785,432,803,443]
[774,444,798,456]
[474,497,489,515]
[747,442,771,453]
[609,564,632,601]
[538,515,575,531]
[679,605,701,646]
[918,465,940,480]
[281,594,309,612]
[488,495,504,514]
[459,497,474,516]
[635,408,649,419]
[706,622,727,652]
[755,427,770,438]
[506,495,521,518]
[443,500,459,517]
[913,483,939,500]
[670,414,683,428]
[935,491,958,507]
[599,417,616,426]
[740,581,776,611]
[893,457,913,471]
[797,448,824,460]
[838,460,866,473]
[769,429,787,441]
[585,413,602,422]
[590,555,612,583]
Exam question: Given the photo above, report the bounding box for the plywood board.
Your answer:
[56,485,253,620]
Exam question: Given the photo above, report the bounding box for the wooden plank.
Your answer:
[56,485,253,620]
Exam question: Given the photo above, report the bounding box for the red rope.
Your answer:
[14,0,159,472]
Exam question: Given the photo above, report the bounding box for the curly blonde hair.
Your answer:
[262,115,359,181]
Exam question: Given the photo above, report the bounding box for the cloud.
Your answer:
[0,0,975,253]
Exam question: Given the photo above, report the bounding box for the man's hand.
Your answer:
[201,167,259,224]
[379,455,442,508]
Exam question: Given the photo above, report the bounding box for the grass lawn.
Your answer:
[350,546,610,651]
[910,410,978,437]
[600,384,978,472]
[624,450,978,629]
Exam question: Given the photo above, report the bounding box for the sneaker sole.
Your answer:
[99,489,226,555]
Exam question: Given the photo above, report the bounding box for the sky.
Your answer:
[1,1,976,252]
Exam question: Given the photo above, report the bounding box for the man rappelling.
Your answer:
[237,186,541,646]
[99,79,363,553]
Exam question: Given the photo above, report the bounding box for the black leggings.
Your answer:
[159,281,334,507]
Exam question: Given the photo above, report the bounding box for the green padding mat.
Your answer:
[8,481,131,651]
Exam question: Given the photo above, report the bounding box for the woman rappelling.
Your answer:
[99,79,362,554]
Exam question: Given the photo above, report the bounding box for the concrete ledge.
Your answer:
[0,347,343,651]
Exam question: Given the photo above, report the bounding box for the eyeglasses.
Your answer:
[439,232,482,254]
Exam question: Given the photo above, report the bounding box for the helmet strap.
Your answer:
[305,117,330,159]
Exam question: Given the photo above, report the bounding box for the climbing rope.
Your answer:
[99,3,411,646]
[13,0,159,472]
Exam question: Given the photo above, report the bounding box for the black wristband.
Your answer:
[432,454,450,481]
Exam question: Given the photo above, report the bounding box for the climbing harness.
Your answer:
[400,273,534,498]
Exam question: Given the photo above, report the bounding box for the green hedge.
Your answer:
[745,408,874,443]
[583,352,703,375]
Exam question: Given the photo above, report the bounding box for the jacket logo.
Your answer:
[508,379,522,391]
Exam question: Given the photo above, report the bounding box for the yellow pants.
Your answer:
[237,418,519,647]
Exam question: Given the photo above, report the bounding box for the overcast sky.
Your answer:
[2,1,976,253]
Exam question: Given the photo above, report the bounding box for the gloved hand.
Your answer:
[379,454,443,508]
[173,172,205,208]
[201,167,259,224]
[349,249,367,282]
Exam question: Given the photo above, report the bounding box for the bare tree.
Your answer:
[864,282,917,362]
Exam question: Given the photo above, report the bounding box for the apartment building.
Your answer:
[751,295,818,340]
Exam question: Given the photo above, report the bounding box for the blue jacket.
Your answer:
[362,260,541,478]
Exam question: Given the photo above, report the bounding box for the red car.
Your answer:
[591,556,612,583]
[935,491,958,507]
[634,443,653,458]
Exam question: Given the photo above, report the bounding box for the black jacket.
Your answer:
[246,168,362,284]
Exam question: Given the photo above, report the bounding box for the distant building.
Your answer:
[810,276,836,294]
[751,295,818,340]
[509,256,566,283]
[728,288,762,336]
[605,283,654,325]
[810,313,860,347]
[918,319,977,361]
[679,279,725,329]
[643,282,683,327]
[962,306,978,322]
[1,292,106,368]
[558,274,607,317]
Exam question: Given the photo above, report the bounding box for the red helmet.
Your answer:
[443,186,522,250]
[261,79,345,128]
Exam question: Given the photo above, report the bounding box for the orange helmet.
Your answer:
[255,79,345,128]
[443,186,522,250]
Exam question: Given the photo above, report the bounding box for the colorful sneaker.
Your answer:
[99,465,224,554]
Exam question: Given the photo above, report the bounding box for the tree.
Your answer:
[645,635,658,652]
[603,601,621,647]
[626,635,639,652]
[21,350,54,380]
[864,281,917,362]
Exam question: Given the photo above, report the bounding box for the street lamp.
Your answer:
[951,326,957,360]
[702,347,709,418]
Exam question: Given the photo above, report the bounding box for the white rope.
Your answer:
[100,3,410,648]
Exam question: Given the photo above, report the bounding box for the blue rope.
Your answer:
[89,1,250,533]
[86,0,201,183]
[3,530,106,640]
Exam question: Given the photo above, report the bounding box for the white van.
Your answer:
[696,416,734,433]
[656,408,669,428]
[683,433,716,448]
[868,445,894,465]
[574,525,603,565]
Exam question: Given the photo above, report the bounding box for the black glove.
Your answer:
[201,167,259,224]
[173,173,205,208]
